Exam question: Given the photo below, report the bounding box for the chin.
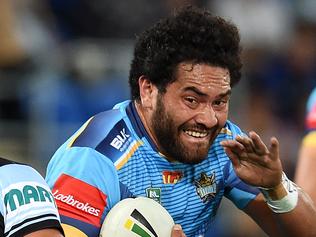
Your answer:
[174,142,210,164]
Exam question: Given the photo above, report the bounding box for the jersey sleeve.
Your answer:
[45,146,120,237]
[0,163,63,237]
[223,162,260,209]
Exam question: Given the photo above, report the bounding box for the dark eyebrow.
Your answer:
[216,89,231,99]
[183,86,208,96]
[183,86,231,98]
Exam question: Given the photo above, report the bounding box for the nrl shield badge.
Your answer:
[194,172,217,202]
[146,187,161,203]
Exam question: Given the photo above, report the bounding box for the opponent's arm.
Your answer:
[221,132,316,237]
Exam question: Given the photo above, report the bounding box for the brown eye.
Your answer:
[213,99,227,108]
[184,97,198,108]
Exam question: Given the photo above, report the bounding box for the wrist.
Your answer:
[265,181,288,200]
[259,172,299,213]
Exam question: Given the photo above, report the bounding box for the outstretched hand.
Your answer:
[221,131,283,189]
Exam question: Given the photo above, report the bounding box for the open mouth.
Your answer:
[183,129,209,138]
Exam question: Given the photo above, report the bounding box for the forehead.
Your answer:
[173,62,231,90]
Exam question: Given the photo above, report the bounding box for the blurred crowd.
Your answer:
[0,0,315,236]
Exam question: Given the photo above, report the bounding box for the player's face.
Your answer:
[152,63,231,164]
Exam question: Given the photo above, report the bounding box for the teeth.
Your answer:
[184,130,208,138]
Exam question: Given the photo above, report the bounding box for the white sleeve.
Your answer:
[0,163,63,236]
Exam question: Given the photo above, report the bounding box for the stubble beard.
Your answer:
[151,97,211,164]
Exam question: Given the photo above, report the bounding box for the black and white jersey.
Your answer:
[0,158,63,237]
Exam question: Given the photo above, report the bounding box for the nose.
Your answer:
[194,106,218,129]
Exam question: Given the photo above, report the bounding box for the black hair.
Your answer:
[129,6,242,101]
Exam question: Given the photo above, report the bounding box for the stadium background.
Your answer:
[0,0,315,236]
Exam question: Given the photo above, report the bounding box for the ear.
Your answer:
[138,75,158,108]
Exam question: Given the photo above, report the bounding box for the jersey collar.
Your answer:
[126,101,159,152]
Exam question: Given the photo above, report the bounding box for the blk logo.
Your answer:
[110,128,130,150]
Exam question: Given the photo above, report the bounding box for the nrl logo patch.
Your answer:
[194,172,217,203]
[146,187,161,203]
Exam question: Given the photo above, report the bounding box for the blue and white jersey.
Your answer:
[46,100,260,237]
[0,158,63,237]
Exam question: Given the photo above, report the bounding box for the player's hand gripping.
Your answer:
[221,131,283,189]
[171,224,186,237]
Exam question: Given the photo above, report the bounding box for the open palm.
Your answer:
[221,131,283,189]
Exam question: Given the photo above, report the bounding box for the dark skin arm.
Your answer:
[244,191,316,237]
[221,131,316,237]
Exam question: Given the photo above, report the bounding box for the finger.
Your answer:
[171,224,186,237]
[220,140,245,155]
[241,153,271,167]
[236,135,255,153]
[269,137,279,160]
[223,147,240,168]
[249,131,269,155]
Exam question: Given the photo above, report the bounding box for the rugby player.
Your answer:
[46,6,316,237]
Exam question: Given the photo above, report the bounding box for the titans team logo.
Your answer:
[194,172,217,203]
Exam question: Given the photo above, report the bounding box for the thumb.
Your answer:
[171,224,186,237]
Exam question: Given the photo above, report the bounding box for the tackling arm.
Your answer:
[221,131,316,237]
[244,191,316,237]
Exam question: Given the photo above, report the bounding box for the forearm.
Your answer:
[222,131,316,236]
[246,182,316,237]
[273,190,316,237]
[260,172,316,237]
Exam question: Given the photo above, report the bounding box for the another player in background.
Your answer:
[295,87,316,201]
[45,6,316,237]
[0,157,64,237]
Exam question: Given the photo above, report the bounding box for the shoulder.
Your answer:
[218,120,244,139]
[0,158,52,202]
[0,157,19,167]
[0,158,45,184]
[46,106,134,202]
[64,102,141,165]
[69,108,125,148]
